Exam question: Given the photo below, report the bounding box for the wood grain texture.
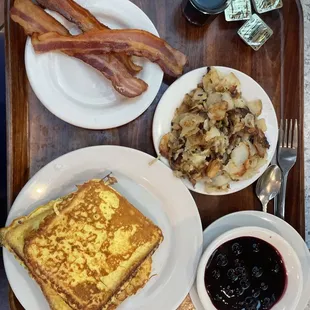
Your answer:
[5,0,29,210]
[5,0,304,309]
[9,287,24,310]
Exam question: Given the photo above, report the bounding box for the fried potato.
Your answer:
[159,67,270,191]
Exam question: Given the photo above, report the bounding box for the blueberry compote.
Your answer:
[204,237,287,310]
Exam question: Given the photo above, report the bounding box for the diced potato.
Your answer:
[247,156,258,169]
[176,102,190,114]
[211,172,231,187]
[183,94,193,106]
[231,142,250,166]
[256,118,267,132]
[215,73,241,95]
[225,72,241,88]
[188,90,195,97]
[224,160,246,179]
[205,127,221,141]
[159,133,170,158]
[244,141,257,156]
[254,156,267,170]
[208,101,228,121]
[212,136,229,155]
[247,99,262,116]
[233,98,247,108]
[222,92,234,110]
[202,67,221,92]
[189,154,206,168]
[245,155,265,171]
[206,159,222,178]
[206,92,223,107]
[233,122,245,134]
[192,87,207,102]
[185,133,205,148]
[203,119,209,131]
[179,114,204,137]
[243,113,255,128]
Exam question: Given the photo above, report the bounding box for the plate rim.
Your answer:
[152,65,278,196]
[4,145,203,310]
[25,0,164,129]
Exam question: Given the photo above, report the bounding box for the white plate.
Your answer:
[4,146,203,310]
[189,211,310,310]
[25,0,163,129]
[152,66,278,195]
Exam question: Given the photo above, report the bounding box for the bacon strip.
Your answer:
[35,0,142,74]
[11,0,69,35]
[32,30,187,77]
[11,0,148,98]
[68,53,146,97]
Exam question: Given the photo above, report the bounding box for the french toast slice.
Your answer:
[38,256,153,310]
[24,180,163,310]
[0,195,75,309]
[0,194,74,265]
[1,199,154,310]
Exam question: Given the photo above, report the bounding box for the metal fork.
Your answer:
[276,119,298,220]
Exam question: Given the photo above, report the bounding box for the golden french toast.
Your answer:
[0,207,49,262]
[102,256,153,310]
[1,198,153,310]
[1,179,162,310]
[0,195,76,310]
[0,195,74,264]
[23,180,163,310]
[38,256,153,310]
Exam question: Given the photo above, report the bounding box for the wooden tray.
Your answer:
[5,0,304,309]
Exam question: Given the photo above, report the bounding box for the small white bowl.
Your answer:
[196,226,303,310]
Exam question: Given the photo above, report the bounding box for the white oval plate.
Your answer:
[152,66,278,195]
[4,146,202,310]
[25,0,163,129]
[189,211,310,310]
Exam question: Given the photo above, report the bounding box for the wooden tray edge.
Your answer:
[5,0,29,208]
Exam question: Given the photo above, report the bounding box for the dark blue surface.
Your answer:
[0,32,6,227]
[0,31,9,309]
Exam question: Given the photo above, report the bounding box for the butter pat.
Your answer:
[252,0,283,14]
[225,0,252,22]
[238,14,273,51]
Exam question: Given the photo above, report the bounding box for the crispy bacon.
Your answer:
[36,0,103,32]
[35,0,142,74]
[32,30,187,77]
[10,0,148,98]
[113,53,142,75]
[72,53,148,97]
[11,0,69,35]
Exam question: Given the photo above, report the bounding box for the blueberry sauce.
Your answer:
[204,237,287,310]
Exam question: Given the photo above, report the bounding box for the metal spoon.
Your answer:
[255,165,282,213]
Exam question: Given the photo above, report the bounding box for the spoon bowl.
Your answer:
[256,164,282,212]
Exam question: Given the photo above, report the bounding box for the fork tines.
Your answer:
[279,119,298,149]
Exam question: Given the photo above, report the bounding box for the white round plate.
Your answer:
[25,0,163,129]
[4,146,202,310]
[152,66,278,195]
[189,211,310,310]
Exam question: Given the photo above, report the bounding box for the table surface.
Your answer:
[302,0,310,254]
[3,0,310,310]
[302,0,310,308]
